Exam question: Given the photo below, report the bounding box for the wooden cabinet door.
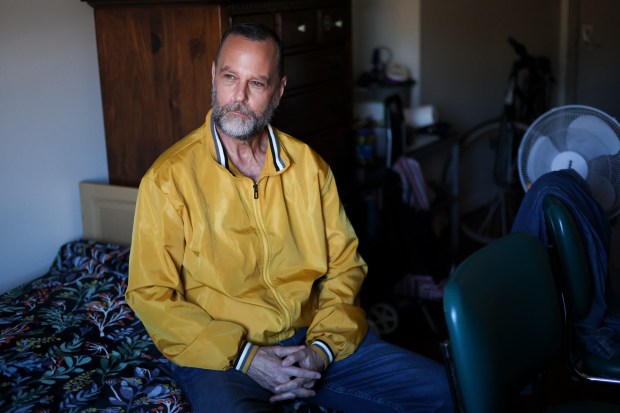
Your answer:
[93,4,222,186]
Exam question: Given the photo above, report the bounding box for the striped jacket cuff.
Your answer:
[310,340,334,369]
[234,341,259,373]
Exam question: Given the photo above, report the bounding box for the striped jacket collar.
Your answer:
[210,113,287,175]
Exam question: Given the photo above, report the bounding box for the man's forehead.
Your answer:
[220,35,277,58]
[217,35,278,77]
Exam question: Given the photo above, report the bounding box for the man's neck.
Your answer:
[218,129,268,182]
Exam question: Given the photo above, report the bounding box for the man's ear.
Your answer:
[211,61,216,86]
[278,76,287,99]
[271,76,287,108]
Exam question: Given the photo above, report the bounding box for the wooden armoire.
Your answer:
[83,0,353,187]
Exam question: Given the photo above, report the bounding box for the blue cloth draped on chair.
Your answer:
[511,169,620,360]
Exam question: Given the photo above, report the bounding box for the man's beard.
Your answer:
[211,87,278,141]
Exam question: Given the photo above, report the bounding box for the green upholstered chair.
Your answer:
[442,232,620,413]
[543,194,620,383]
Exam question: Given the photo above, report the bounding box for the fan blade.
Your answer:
[526,135,560,181]
[589,154,613,179]
[566,115,620,160]
[587,172,616,212]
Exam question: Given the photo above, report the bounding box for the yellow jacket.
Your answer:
[126,111,368,372]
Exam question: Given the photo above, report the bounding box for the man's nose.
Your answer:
[233,84,249,103]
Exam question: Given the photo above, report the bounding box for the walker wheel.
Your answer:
[367,302,399,336]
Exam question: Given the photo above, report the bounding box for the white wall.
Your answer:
[419,0,561,132]
[352,0,565,132]
[0,0,108,293]
[352,0,421,108]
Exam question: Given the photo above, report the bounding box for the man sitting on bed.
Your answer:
[126,22,453,413]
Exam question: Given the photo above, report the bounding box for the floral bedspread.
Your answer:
[0,241,190,413]
[0,240,337,413]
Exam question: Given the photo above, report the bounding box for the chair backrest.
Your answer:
[543,194,592,320]
[443,232,563,413]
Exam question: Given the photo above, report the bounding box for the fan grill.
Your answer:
[518,105,620,218]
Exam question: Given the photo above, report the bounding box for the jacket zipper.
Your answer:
[251,178,292,329]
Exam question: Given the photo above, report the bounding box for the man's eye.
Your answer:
[251,81,265,89]
[223,74,235,81]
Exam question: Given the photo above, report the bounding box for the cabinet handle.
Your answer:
[297,24,306,33]
[335,20,344,28]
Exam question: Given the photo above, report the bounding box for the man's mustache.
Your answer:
[222,102,255,118]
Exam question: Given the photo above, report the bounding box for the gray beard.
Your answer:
[211,87,278,141]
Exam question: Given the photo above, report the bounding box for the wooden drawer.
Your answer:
[279,9,318,47]
[274,83,349,137]
[319,7,349,43]
[285,47,346,89]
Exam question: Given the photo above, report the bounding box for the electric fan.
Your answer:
[518,104,620,218]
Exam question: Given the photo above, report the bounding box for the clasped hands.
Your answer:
[247,345,324,403]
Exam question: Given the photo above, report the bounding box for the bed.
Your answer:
[0,182,337,413]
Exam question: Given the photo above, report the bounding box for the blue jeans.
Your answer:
[169,328,454,412]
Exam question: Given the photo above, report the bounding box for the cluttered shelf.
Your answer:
[348,120,461,351]
[351,109,461,261]
[346,46,462,298]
